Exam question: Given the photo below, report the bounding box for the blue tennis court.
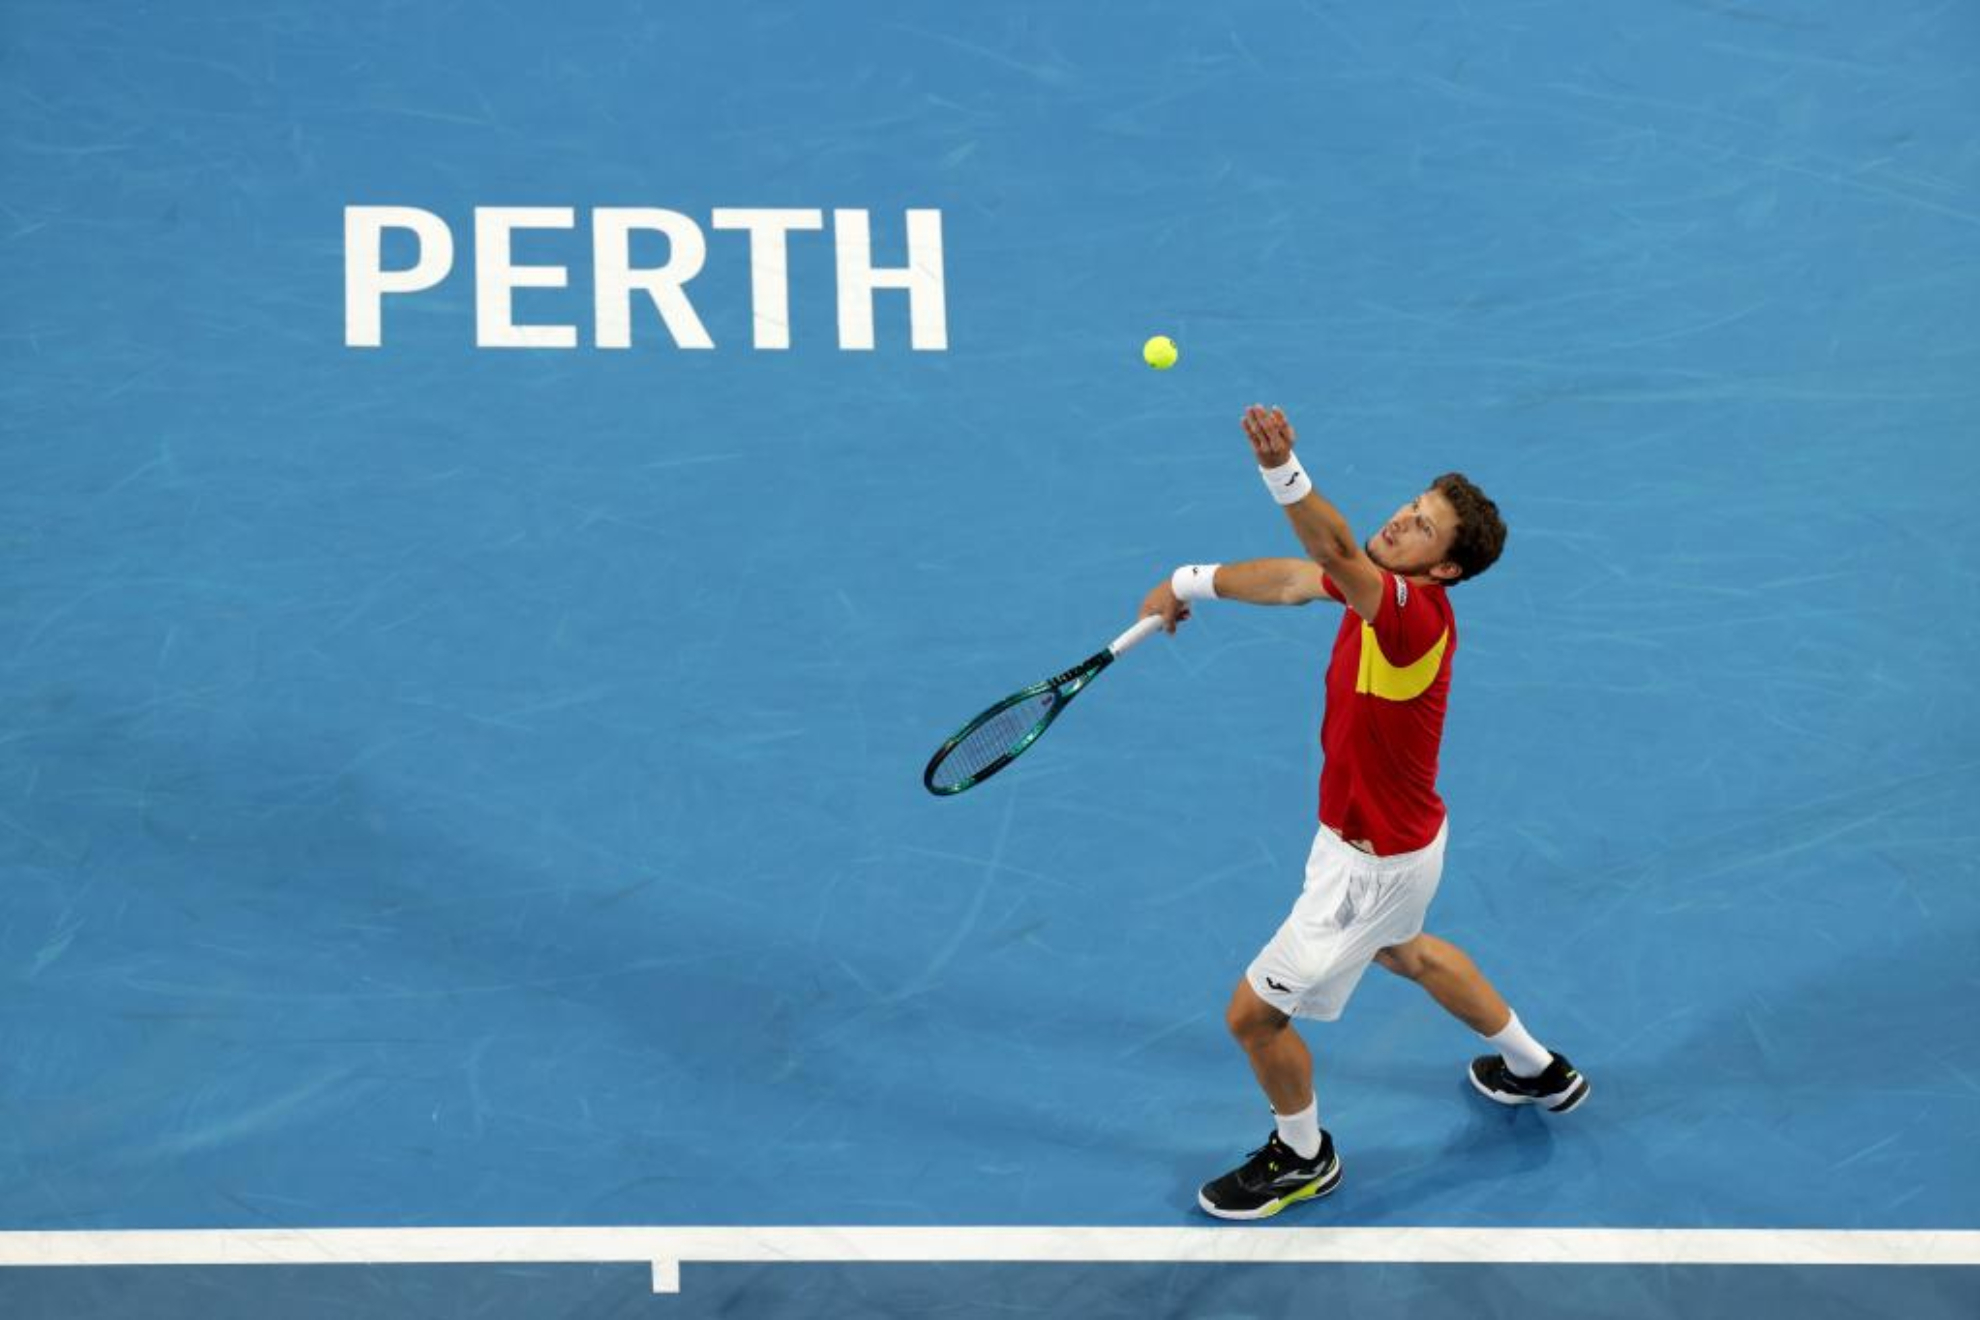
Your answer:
[3,2,1976,1315]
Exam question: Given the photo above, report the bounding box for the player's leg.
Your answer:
[1375,933,1591,1112]
[1197,977,1342,1220]
[1224,976,1313,1116]
[1372,932,1510,1033]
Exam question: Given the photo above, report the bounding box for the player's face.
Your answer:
[1367,488,1460,579]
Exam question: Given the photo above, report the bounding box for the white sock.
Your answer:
[1274,1100,1322,1160]
[1485,1011,1554,1078]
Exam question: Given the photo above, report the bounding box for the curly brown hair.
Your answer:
[1430,472,1507,583]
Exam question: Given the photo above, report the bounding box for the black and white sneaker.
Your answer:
[1469,1053,1590,1113]
[1197,1131,1343,1220]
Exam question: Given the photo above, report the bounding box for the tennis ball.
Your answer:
[1143,335,1179,370]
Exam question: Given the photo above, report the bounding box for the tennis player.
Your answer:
[1141,405,1588,1220]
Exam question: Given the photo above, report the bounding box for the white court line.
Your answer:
[3,1227,1978,1293]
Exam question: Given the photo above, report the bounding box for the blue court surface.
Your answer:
[3,2,1977,1316]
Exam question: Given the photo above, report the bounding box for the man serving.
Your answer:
[1141,405,1588,1220]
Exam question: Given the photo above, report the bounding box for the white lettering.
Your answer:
[594,208,714,350]
[474,207,578,349]
[710,208,824,350]
[342,206,950,354]
[344,206,454,348]
[833,209,948,351]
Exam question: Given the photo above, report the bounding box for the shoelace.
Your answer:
[1241,1139,1307,1185]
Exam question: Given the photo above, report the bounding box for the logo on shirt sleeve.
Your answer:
[1394,577,1409,610]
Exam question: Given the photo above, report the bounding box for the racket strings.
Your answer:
[929,690,1057,790]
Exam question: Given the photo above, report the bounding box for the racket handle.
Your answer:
[1108,614,1168,658]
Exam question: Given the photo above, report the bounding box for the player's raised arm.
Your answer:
[1241,405,1384,625]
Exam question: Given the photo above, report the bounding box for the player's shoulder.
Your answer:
[1388,575,1457,643]
[1385,573,1452,614]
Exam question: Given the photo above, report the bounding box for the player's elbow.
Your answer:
[1277,561,1333,606]
[1307,531,1359,570]
[1307,550,1356,585]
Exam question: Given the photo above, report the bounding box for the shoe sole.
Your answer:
[1469,1066,1591,1114]
[1197,1157,1344,1221]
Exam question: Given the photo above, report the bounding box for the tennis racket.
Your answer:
[923,614,1167,796]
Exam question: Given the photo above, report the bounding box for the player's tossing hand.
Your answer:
[1242,404,1297,468]
[1140,579,1191,634]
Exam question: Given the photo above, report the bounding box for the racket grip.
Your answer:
[1108,614,1168,657]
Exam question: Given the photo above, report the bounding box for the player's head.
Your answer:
[1366,473,1506,585]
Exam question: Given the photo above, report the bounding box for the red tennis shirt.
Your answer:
[1317,569,1456,855]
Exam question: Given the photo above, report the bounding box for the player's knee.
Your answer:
[1227,1007,1282,1050]
[1377,938,1434,982]
[1226,984,1288,1046]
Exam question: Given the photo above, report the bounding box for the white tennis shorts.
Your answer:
[1245,818,1449,1021]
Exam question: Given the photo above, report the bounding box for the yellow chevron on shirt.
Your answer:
[1355,622,1449,701]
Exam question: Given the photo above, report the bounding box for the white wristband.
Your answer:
[1172,563,1221,601]
[1260,455,1312,505]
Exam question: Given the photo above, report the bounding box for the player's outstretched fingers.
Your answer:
[1242,409,1272,462]
[1247,410,1289,466]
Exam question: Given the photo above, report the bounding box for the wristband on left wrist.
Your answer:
[1260,455,1312,505]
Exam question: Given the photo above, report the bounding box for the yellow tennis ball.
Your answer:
[1143,335,1179,370]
